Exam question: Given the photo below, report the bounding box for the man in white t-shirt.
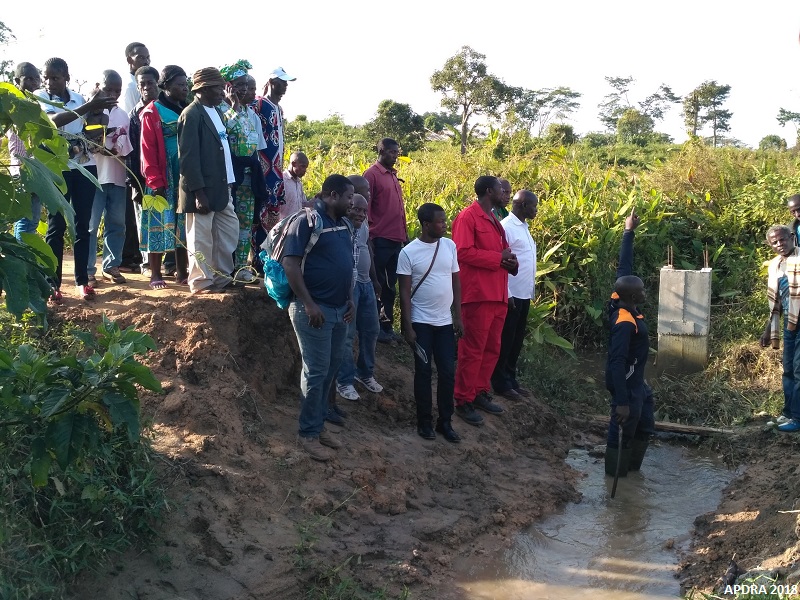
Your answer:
[492,190,538,401]
[87,70,134,286]
[177,67,239,294]
[398,202,463,443]
[121,42,151,114]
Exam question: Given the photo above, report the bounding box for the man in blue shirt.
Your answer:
[283,174,355,461]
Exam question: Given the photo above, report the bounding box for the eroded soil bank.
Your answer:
[52,272,800,598]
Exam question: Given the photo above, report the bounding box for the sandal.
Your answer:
[149,280,169,290]
[76,284,96,300]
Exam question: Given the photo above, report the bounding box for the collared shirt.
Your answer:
[7,130,26,177]
[363,161,407,242]
[35,88,94,168]
[95,106,133,186]
[452,201,510,304]
[768,247,800,346]
[501,212,536,300]
[280,168,307,220]
[122,72,141,114]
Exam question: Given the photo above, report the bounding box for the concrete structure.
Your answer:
[656,266,712,375]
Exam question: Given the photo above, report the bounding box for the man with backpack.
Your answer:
[282,174,356,461]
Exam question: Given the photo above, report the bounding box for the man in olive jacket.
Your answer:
[178,67,239,294]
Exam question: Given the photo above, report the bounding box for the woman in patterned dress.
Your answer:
[139,65,189,289]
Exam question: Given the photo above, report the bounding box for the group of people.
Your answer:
[9,44,308,300]
[279,138,540,461]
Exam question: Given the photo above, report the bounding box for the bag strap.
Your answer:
[411,239,440,299]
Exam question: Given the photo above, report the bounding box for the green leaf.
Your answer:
[142,194,170,212]
[30,437,52,487]
[102,391,140,441]
[19,232,57,274]
[118,360,162,392]
[19,156,75,237]
[47,413,90,470]
[41,386,72,418]
[0,254,31,317]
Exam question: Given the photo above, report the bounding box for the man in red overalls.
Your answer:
[452,176,519,426]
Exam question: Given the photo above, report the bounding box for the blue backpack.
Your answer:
[259,208,353,309]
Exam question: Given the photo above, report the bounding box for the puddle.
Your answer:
[455,443,733,599]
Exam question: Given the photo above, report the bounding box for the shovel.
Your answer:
[611,423,623,499]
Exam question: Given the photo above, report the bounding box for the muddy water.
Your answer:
[455,443,732,599]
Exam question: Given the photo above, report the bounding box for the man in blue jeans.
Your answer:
[336,188,384,403]
[283,174,355,461]
[762,225,800,432]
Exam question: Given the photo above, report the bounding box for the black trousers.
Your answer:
[412,323,456,426]
[372,238,403,332]
[46,167,97,288]
[491,297,530,392]
[122,185,142,267]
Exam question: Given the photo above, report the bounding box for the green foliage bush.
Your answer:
[0,316,166,599]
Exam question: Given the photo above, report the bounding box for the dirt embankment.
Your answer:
[61,280,581,600]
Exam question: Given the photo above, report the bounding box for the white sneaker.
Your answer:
[234,269,257,284]
[337,384,360,401]
[355,376,383,393]
[777,415,791,424]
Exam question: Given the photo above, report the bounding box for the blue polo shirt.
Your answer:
[283,203,354,308]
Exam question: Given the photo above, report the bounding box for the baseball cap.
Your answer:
[269,67,296,81]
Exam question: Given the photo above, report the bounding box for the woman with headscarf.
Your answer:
[219,59,267,284]
[139,65,189,289]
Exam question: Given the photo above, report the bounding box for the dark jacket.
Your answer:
[605,229,649,406]
[177,100,231,213]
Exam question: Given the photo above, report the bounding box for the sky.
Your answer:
[3,0,800,148]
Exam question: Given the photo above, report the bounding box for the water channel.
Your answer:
[455,442,733,599]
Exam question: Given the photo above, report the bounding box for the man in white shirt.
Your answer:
[398,202,463,443]
[121,42,151,114]
[280,151,309,220]
[492,190,538,401]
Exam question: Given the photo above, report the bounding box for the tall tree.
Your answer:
[616,109,655,146]
[683,81,732,147]
[597,76,634,130]
[513,86,581,136]
[638,84,680,121]
[366,100,425,152]
[430,46,508,154]
[0,22,15,81]
[777,108,800,146]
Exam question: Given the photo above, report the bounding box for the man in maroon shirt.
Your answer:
[452,176,519,426]
[363,138,409,343]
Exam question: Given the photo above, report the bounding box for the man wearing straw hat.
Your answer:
[177,67,239,294]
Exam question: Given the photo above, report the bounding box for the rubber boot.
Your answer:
[628,438,649,471]
[604,445,632,477]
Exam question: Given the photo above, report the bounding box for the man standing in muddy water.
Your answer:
[604,209,655,476]
[452,176,518,427]
[761,225,800,432]
[283,174,355,462]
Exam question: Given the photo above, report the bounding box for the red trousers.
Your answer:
[455,301,508,405]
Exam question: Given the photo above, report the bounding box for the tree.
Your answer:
[421,110,460,134]
[777,108,800,146]
[430,46,509,154]
[366,99,425,152]
[759,135,787,151]
[683,80,732,147]
[616,109,655,146]
[544,123,577,146]
[0,21,14,82]
[638,84,680,121]
[597,76,634,130]
[513,86,581,136]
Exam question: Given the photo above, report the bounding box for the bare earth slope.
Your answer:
[60,273,579,600]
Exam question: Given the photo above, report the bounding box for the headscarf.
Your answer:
[219,60,253,82]
[158,65,187,89]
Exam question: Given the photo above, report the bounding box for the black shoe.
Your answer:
[417,423,436,440]
[377,330,395,345]
[455,403,484,427]
[474,391,505,415]
[435,421,461,443]
[332,403,349,419]
[325,407,345,426]
[498,388,524,402]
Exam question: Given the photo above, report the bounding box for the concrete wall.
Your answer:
[656,266,712,375]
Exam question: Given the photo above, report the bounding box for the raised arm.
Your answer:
[616,208,640,279]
